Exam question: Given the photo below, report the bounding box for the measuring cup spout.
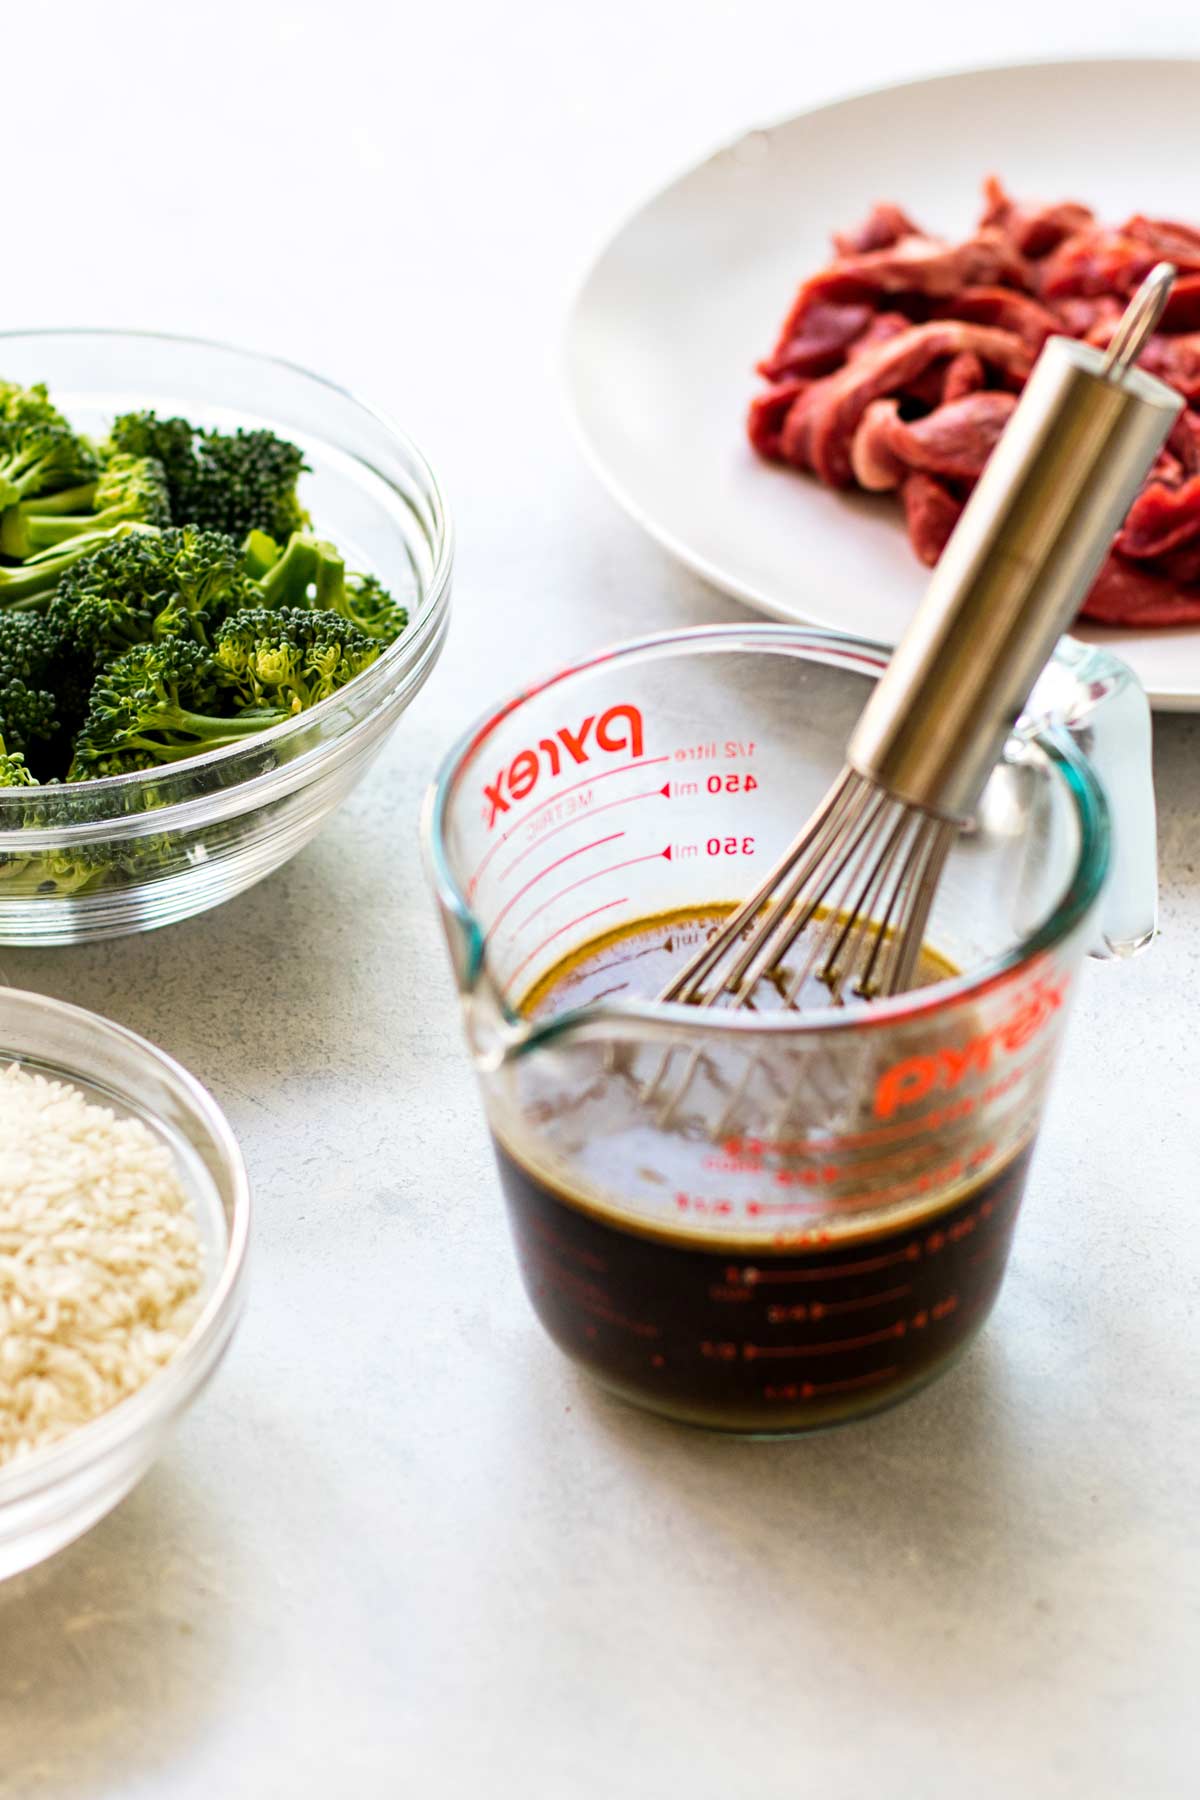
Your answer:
[1023,637,1157,957]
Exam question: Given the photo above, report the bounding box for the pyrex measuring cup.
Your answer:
[424,626,1155,1432]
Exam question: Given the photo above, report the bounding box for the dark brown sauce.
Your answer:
[494,909,1033,1432]
[494,1136,1030,1431]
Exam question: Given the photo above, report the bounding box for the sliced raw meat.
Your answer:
[847,312,912,357]
[1037,228,1158,299]
[901,473,963,566]
[1120,215,1200,269]
[746,380,810,460]
[782,322,1033,485]
[850,400,905,490]
[979,177,1094,259]
[833,202,923,256]
[1137,334,1200,400]
[788,230,1031,315]
[759,300,875,381]
[889,391,1018,482]
[1116,476,1200,560]
[1053,295,1123,337]
[942,350,985,401]
[1160,273,1200,332]
[1168,408,1200,475]
[850,390,1016,490]
[1081,555,1200,627]
[933,285,1061,347]
[749,179,1200,632]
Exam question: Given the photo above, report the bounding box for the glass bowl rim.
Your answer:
[0,325,454,841]
[0,987,251,1503]
[423,622,1110,1044]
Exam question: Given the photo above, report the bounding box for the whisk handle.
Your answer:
[847,267,1181,820]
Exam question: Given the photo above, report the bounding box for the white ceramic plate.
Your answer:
[564,58,1200,709]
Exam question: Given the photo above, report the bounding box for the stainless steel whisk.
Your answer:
[650,264,1182,1111]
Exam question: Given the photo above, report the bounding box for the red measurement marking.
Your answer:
[466,757,670,895]
[502,898,628,997]
[763,1367,899,1402]
[767,1284,912,1324]
[723,1054,1050,1159]
[500,785,670,885]
[743,1322,907,1360]
[732,1244,921,1286]
[486,831,626,940]
[512,850,670,940]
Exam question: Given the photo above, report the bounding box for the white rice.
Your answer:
[0,1062,203,1467]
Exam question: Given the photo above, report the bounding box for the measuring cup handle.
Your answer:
[1023,634,1157,958]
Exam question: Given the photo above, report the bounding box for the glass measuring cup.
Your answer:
[424,626,1154,1432]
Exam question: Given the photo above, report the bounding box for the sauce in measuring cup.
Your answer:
[493,909,1035,1432]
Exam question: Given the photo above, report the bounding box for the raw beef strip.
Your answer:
[849,391,1016,490]
[1081,555,1200,626]
[833,202,923,256]
[1037,228,1160,299]
[850,400,906,490]
[1053,295,1123,337]
[901,473,963,565]
[781,230,1031,320]
[1116,476,1200,560]
[933,285,1062,347]
[942,350,985,401]
[782,322,1033,485]
[979,177,1094,259]
[847,312,912,357]
[758,300,875,380]
[1121,215,1200,266]
[746,380,810,460]
[1137,334,1200,400]
[1168,408,1200,475]
[890,391,1018,482]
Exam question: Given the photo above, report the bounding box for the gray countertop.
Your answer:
[2,7,1198,1796]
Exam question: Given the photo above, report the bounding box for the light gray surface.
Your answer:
[2,6,1199,1797]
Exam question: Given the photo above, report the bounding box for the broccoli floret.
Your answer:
[0,521,158,610]
[213,606,380,714]
[0,420,100,515]
[0,381,72,434]
[0,730,36,787]
[341,571,409,643]
[0,453,171,559]
[107,412,309,543]
[246,531,407,644]
[49,526,252,659]
[68,637,286,778]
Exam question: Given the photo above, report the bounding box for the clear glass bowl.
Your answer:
[0,988,250,1578]
[0,329,453,943]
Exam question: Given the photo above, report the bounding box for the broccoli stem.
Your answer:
[17,481,100,517]
[0,524,153,609]
[0,505,137,559]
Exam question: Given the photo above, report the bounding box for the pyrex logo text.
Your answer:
[872,970,1071,1119]
[482,704,644,829]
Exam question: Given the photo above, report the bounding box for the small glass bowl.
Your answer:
[0,329,453,944]
[0,988,250,1579]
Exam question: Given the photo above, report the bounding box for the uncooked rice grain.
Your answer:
[0,1062,203,1466]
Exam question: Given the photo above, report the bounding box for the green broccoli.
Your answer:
[107,412,309,543]
[0,521,158,610]
[0,381,73,434]
[0,421,100,515]
[0,453,171,559]
[48,526,253,658]
[0,730,36,786]
[68,637,287,779]
[212,606,380,714]
[246,531,408,642]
